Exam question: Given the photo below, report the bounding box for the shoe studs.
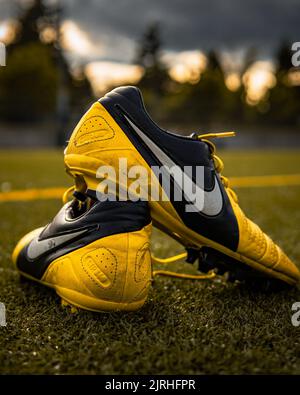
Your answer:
[61,298,78,314]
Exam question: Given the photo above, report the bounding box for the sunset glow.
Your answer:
[165,50,207,83]
[288,70,300,86]
[225,72,241,91]
[60,20,102,57]
[85,61,144,95]
[243,61,276,104]
[0,17,281,104]
[0,20,18,44]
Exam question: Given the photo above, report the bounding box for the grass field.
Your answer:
[0,149,300,374]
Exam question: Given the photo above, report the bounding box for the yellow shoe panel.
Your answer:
[229,194,300,283]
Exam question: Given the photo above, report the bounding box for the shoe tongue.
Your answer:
[85,189,97,201]
[73,190,87,202]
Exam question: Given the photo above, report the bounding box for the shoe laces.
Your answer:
[62,185,76,205]
[152,252,216,280]
[198,131,238,203]
[62,185,94,217]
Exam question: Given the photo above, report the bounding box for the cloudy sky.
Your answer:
[1,0,299,59]
[66,0,299,59]
[0,0,299,95]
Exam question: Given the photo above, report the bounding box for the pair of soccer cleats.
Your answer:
[13,86,300,312]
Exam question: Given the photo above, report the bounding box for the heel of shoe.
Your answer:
[65,153,116,197]
[42,226,152,312]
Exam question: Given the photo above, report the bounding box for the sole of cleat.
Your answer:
[199,247,293,291]
[55,287,146,313]
[152,202,300,286]
[17,270,147,313]
[61,299,78,313]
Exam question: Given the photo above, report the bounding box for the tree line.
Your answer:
[0,0,299,132]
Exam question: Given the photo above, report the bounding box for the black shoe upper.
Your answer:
[16,199,151,280]
[100,86,239,251]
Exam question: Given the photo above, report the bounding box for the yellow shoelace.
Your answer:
[62,185,75,204]
[152,252,216,280]
[198,131,238,203]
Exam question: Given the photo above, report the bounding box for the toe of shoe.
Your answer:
[12,227,44,266]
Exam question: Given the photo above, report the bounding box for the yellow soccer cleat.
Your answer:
[64,86,300,286]
[12,193,152,312]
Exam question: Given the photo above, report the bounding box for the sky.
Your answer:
[65,0,299,59]
[0,0,299,97]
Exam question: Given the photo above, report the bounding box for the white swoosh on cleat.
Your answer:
[27,229,88,260]
[124,115,223,216]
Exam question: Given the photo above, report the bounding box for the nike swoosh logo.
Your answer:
[27,228,88,260]
[124,115,223,216]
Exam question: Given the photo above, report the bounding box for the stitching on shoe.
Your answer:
[80,247,118,290]
[134,242,150,283]
[74,116,115,147]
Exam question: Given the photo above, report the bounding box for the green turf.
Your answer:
[0,149,300,374]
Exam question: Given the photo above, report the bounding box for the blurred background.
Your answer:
[0,0,299,147]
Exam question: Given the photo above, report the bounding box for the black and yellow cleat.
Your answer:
[12,194,152,312]
[64,86,300,286]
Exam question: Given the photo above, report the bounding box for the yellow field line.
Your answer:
[1,174,300,203]
[230,174,300,188]
[0,187,66,202]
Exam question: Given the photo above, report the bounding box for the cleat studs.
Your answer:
[61,299,78,313]
[61,299,68,307]
[186,247,200,264]
[70,306,78,314]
